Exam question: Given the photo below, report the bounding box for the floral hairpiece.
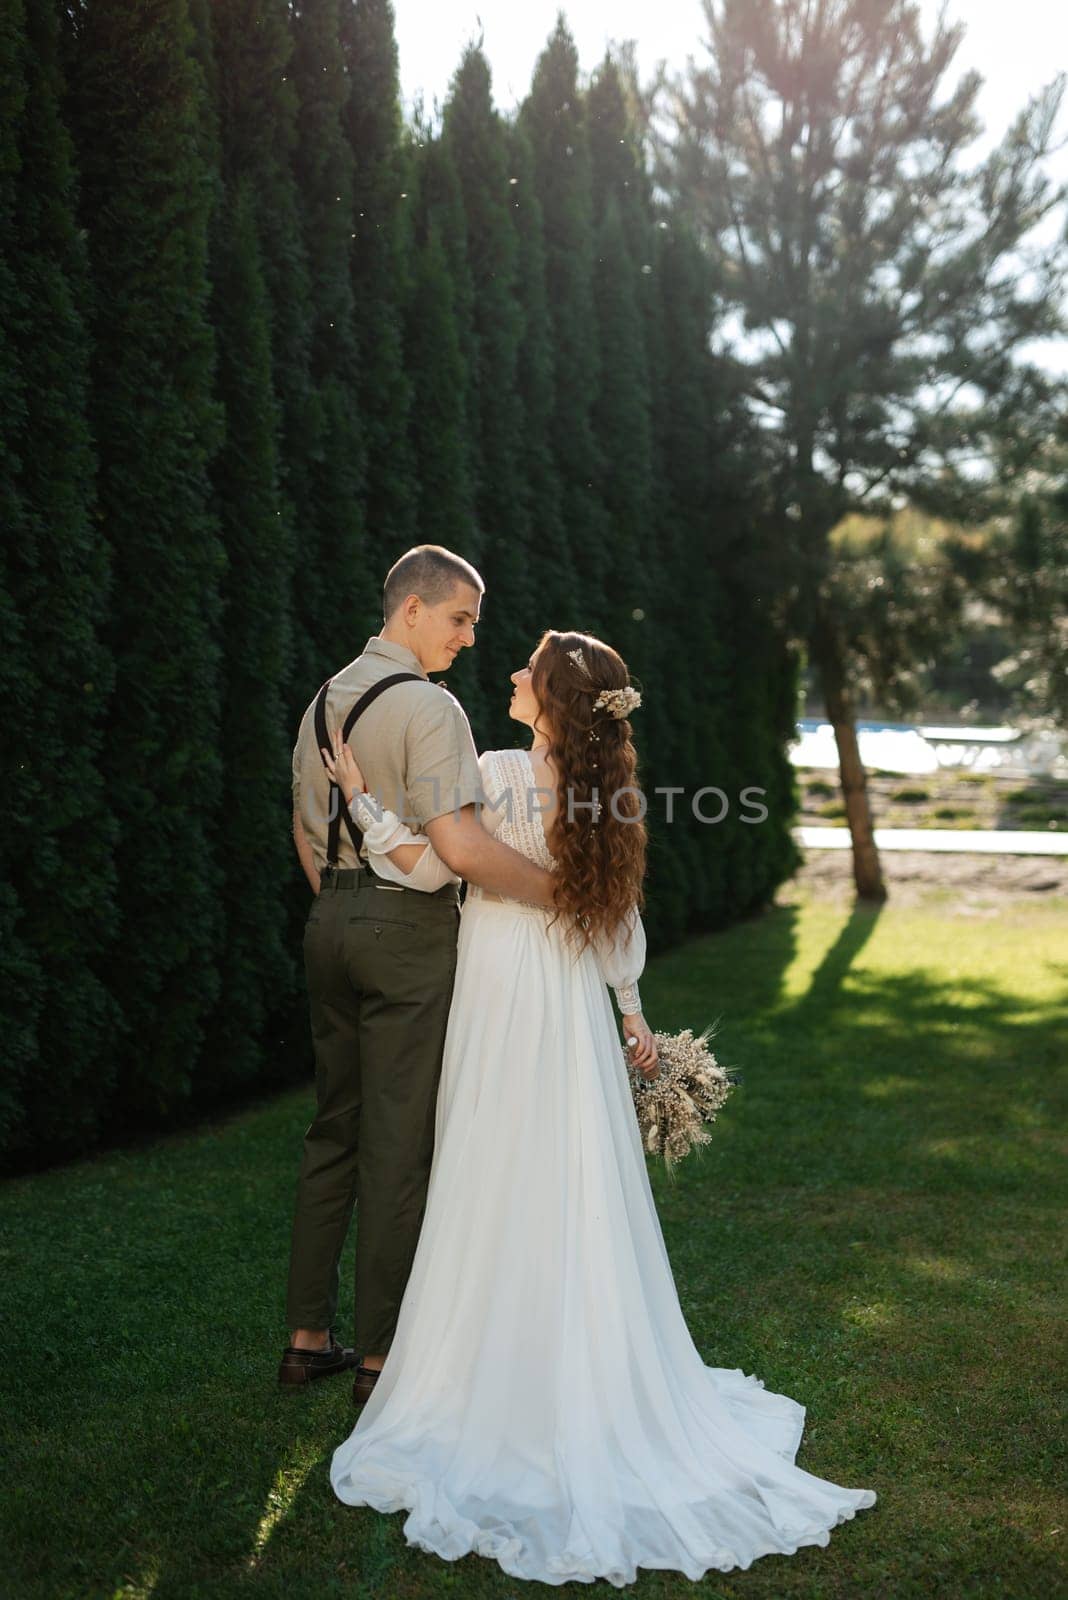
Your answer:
[593,685,642,720]
[567,647,592,678]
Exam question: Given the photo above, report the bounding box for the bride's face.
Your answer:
[509,649,541,730]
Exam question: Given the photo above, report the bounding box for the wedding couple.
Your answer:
[279,544,877,1585]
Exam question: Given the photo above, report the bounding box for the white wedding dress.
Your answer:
[330,748,877,1585]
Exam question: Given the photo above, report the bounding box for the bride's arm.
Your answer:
[593,905,646,1016]
[348,748,507,890]
[321,728,458,889]
[349,792,460,890]
[593,907,658,1073]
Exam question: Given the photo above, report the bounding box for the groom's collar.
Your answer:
[364,634,428,680]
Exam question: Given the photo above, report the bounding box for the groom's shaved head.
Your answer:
[383,545,484,621]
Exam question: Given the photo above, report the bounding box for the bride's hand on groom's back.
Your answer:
[321,728,366,804]
[623,1015,658,1077]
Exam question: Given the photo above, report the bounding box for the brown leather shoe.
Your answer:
[352,1363,382,1406]
[277,1331,359,1388]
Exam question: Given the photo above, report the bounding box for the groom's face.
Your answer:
[419,583,481,673]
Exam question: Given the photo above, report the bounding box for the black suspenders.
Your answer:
[313,671,422,869]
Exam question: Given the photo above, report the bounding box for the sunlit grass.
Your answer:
[1,880,1065,1598]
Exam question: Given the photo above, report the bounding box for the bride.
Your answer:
[323,628,877,1585]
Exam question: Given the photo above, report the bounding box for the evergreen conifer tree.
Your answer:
[0,0,117,1158]
[208,0,312,715]
[65,0,226,1121]
[203,172,298,1094]
[520,21,607,637]
[442,48,535,745]
[587,63,653,667]
[506,119,574,635]
[293,0,376,656]
[403,127,486,731]
[1,2,47,1163]
[340,0,416,571]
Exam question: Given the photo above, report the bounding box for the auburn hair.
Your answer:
[530,629,647,953]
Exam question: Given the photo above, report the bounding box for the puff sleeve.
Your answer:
[591,905,646,1015]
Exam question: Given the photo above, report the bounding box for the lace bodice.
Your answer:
[475,749,643,1015]
[478,748,557,872]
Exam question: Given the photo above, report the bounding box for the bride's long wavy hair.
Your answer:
[530,629,647,953]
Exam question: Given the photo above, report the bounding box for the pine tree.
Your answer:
[65,0,226,1122]
[0,0,116,1161]
[665,0,1068,901]
[520,20,607,638]
[340,0,416,573]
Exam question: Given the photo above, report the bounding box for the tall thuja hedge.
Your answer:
[0,0,116,1163]
[209,0,312,723]
[293,0,376,658]
[340,0,416,574]
[719,599,803,917]
[192,0,297,1097]
[0,0,52,1153]
[649,221,733,934]
[442,48,535,746]
[520,21,607,639]
[585,58,688,941]
[0,0,116,1164]
[586,61,654,678]
[712,436,803,917]
[653,218,800,928]
[403,128,488,733]
[65,0,226,1123]
[205,0,323,1091]
[204,181,299,1093]
[403,134,473,556]
[0,0,803,1168]
[506,119,574,635]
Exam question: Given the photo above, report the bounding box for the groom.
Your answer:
[279,544,555,1402]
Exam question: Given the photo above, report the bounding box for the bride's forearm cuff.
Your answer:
[349,791,387,835]
[614,982,642,1016]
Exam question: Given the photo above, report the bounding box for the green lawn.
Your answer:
[2,885,1066,1600]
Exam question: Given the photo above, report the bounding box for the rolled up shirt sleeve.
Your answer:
[403,692,483,827]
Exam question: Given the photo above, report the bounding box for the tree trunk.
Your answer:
[810,614,888,904]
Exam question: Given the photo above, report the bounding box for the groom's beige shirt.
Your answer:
[292,636,482,873]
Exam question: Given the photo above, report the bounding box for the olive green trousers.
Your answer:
[285,865,460,1354]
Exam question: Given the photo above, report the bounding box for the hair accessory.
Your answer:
[592,685,642,720]
[568,647,592,678]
